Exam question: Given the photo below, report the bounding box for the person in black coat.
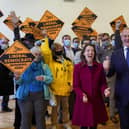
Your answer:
[0,38,14,112]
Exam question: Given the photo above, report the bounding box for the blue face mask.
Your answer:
[73,42,79,49]
[64,40,71,47]
[91,40,97,45]
[102,41,110,48]
[111,40,115,46]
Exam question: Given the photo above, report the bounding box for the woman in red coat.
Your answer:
[72,44,110,129]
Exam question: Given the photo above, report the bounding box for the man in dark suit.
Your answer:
[103,28,129,129]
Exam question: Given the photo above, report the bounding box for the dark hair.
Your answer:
[51,43,63,61]
[80,43,96,65]
[24,33,35,42]
[62,34,71,40]
[72,37,80,42]
[81,36,90,45]
[103,33,110,37]
[51,42,71,62]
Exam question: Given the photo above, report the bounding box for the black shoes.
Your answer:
[2,107,13,112]
[14,127,20,129]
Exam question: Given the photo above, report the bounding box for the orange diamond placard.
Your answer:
[72,7,97,27]
[72,26,97,40]
[110,15,127,32]
[0,32,9,41]
[0,41,34,74]
[37,10,64,40]
[20,18,43,40]
[20,17,34,34]
[3,16,22,31]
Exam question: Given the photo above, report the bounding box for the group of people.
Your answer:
[0,11,129,129]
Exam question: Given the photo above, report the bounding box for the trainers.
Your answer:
[63,123,72,129]
[2,107,12,112]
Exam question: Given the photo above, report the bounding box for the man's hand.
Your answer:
[9,11,20,26]
[116,20,121,30]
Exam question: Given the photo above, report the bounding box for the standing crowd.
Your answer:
[0,11,129,129]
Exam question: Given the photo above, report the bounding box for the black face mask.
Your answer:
[55,51,63,56]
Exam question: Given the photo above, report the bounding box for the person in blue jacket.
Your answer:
[14,46,53,129]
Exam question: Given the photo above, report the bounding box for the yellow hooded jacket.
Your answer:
[40,38,73,96]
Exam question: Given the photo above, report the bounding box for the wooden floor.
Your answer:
[0,99,120,129]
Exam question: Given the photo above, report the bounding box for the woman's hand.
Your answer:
[104,87,110,97]
[83,93,88,103]
[35,75,44,81]
[103,56,110,72]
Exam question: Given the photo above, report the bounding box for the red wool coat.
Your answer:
[72,62,108,127]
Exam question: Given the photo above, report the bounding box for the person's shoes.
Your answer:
[110,116,119,123]
[14,127,20,129]
[2,107,12,112]
[63,123,72,129]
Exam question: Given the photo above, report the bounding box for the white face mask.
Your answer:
[0,44,9,50]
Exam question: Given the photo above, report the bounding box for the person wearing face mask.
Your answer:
[97,33,113,63]
[62,35,74,63]
[41,42,73,129]
[90,36,100,61]
[90,36,97,45]
[62,36,81,121]
[0,38,14,112]
[14,46,53,129]
[74,36,91,65]
[71,37,81,64]
[71,37,81,54]
[93,33,113,125]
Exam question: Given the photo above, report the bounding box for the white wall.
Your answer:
[0,0,129,44]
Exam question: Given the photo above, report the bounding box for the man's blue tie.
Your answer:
[126,48,129,67]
